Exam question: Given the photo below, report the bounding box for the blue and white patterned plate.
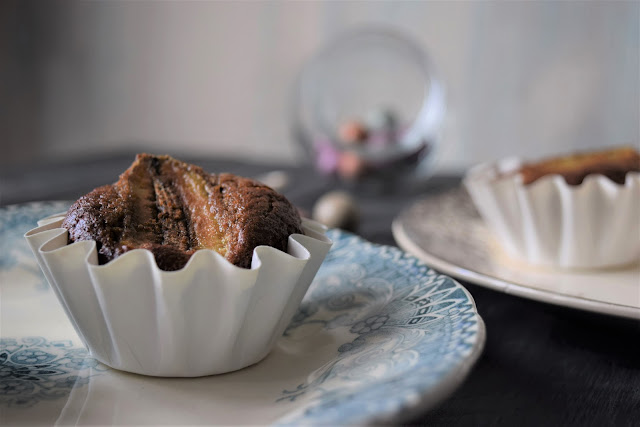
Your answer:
[1,202,485,426]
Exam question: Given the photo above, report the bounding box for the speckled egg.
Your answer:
[312,191,360,231]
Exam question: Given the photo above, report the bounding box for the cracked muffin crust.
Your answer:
[62,154,303,271]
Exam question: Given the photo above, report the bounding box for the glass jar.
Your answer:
[292,27,446,191]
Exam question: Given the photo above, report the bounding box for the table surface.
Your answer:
[2,152,639,426]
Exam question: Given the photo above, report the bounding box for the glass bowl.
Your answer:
[292,27,446,190]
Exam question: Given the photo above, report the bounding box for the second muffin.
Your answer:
[464,147,640,269]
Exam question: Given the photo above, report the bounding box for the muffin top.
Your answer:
[518,146,640,185]
[62,153,303,270]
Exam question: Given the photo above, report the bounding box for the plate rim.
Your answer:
[392,213,640,321]
[377,283,486,425]
[276,228,487,425]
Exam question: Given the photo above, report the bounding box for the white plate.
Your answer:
[393,188,640,320]
[1,202,485,425]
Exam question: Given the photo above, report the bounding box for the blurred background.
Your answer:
[1,0,638,172]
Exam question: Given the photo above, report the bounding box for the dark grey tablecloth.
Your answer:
[2,153,639,426]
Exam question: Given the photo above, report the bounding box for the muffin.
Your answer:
[464,147,640,269]
[518,146,640,185]
[62,153,303,270]
[24,154,332,377]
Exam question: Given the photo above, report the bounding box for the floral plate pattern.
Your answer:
[0,337,107,408]
[1,202,485,425]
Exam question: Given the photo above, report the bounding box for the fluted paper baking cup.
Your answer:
[25,216,332,377]
[464,158,640,269]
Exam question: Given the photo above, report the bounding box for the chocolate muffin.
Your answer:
[518,146,640,186]
[62,154,303,271]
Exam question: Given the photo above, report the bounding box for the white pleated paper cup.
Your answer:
[463,158,640,269]
[25,216,332,377]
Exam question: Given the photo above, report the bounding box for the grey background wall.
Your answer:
[1,1,638,171]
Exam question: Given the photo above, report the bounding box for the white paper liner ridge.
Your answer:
[25,216,332,377]
[464,160,640,269]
